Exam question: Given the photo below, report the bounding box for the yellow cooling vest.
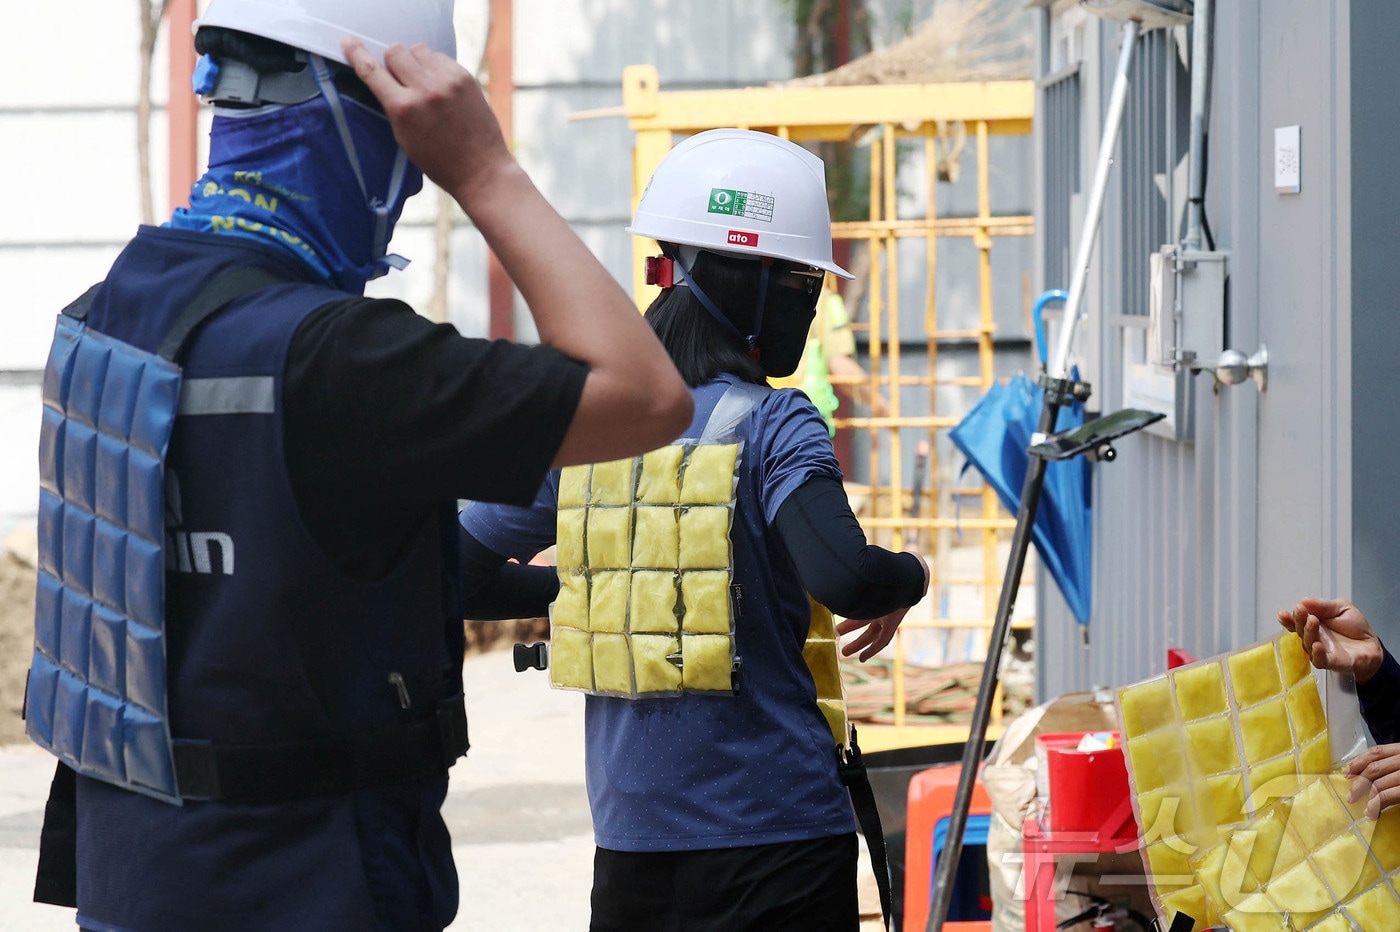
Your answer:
[547,381,851,746]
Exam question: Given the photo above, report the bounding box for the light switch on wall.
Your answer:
[1275,125,1301,194]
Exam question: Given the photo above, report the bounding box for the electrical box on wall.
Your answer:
[1149,246,1229,371]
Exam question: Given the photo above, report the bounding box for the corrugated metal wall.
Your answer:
[1035,0,1355,698]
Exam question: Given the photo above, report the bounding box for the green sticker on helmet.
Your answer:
[708,188,775,223]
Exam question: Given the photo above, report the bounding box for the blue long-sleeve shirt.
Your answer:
[1358,648,1400,745]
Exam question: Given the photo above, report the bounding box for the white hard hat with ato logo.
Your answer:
[629,129,853,280]
[194,0,457,66]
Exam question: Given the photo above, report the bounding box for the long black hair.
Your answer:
[643,247,769,387]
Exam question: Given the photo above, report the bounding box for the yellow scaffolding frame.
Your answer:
[622,66,1036,751]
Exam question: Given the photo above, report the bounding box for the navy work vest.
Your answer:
[31,227,466,930]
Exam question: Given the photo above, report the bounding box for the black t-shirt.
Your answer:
[283,297,587,580]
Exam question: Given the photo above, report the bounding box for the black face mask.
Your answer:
[753,280,820,378]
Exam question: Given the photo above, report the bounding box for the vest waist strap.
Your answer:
[171,696,469,803]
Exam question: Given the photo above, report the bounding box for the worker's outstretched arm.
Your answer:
[343,39,692,466]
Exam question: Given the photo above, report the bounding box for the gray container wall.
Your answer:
[1036,0,1363,699]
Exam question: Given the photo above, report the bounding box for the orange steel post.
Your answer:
[167,0,200,215]
[484,0,516,339]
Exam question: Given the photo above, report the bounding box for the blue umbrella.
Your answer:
[947,290,1092,625]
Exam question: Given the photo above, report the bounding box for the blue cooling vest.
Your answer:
[28,226,464,798]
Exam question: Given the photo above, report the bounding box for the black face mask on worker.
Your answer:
[753,274,820,378]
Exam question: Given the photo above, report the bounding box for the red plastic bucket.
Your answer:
[1035,732,1135,836]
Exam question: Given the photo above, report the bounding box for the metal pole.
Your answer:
[1047,20,1140,381]
[926,19,1145,932]
[1182,0,1213,251]
[925,397,1060,932]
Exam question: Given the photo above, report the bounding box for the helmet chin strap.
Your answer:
[309,54,411,277]
[671,245,768,351]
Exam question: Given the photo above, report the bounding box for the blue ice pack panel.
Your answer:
[27,315,183,804]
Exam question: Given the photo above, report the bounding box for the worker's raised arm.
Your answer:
[343,39,692,465]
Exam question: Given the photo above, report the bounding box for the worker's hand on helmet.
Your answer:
[1276,597,1384,684]
[342,38,511,205]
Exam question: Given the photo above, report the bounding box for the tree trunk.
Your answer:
[137,0,165,226]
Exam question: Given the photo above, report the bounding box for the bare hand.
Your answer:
[341,38,511,204]
[835,551,929,662]
[1345,743,1400,818]
[836,608,910,662]
[1276,597,1384,683]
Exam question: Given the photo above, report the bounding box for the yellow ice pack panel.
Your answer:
[1346,881,1400,930]
[1369,807,1400,872]
[552,571,590,630]
[1300,735,1331,777]
[1271,850,1332,912]
[1280,634,1313,688]
[1246,755,1302,809]
[1324,773,1371,823]
[1307,913,1356,932]
[1290,776,1351,850]
[1229,642,1284,708]
[1145,839,1193,880]
[817,698,847,747]
[1128,733,1168,793]
[1245,802,1297,882]
[632,634,682,693]
[681,634,732,691]
[1312,831,1371,901]
[1205,771,1246,826]
[587,506,632,569]
[632,565,680,632]
[589,570,629,633]
[589,458,636,505]
[637,445,684,503]
[803,639,843,700]
[592,633,633,694]
[808,599,837,640]
[1223,891,1287,932]
[678,506,731,569]
[1238,699,1292,765]
[556,507,586,570]
[680,444,739,503]
[1172,661,1229,720]
[549,626,593,690]
[1156,887,1209,929]
[1187,716,1241,775]
[1286,680,1327,746]
[629,570,679,633]
[558,465,590,508]
[1191,837,1232,909]
[680,570,732,634]
[1121,676,1175,735]
[632,506,680,569]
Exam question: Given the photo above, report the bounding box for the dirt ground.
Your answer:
[0,552,36,745]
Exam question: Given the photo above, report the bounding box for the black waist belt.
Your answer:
[172,696,470,804]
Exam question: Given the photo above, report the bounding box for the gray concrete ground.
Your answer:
[0,649,594,931]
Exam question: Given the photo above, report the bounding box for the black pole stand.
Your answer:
[924,379,1068,932]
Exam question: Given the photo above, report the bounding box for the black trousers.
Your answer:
[590,833,860,932]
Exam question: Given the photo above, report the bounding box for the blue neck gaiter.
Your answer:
[167,57,422,295]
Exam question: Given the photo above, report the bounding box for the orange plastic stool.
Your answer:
[903,763,994,932]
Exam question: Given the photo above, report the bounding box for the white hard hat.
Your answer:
[194,0,457,67]
[629,129,853,280]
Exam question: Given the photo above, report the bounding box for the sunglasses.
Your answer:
[771,262,825,295]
